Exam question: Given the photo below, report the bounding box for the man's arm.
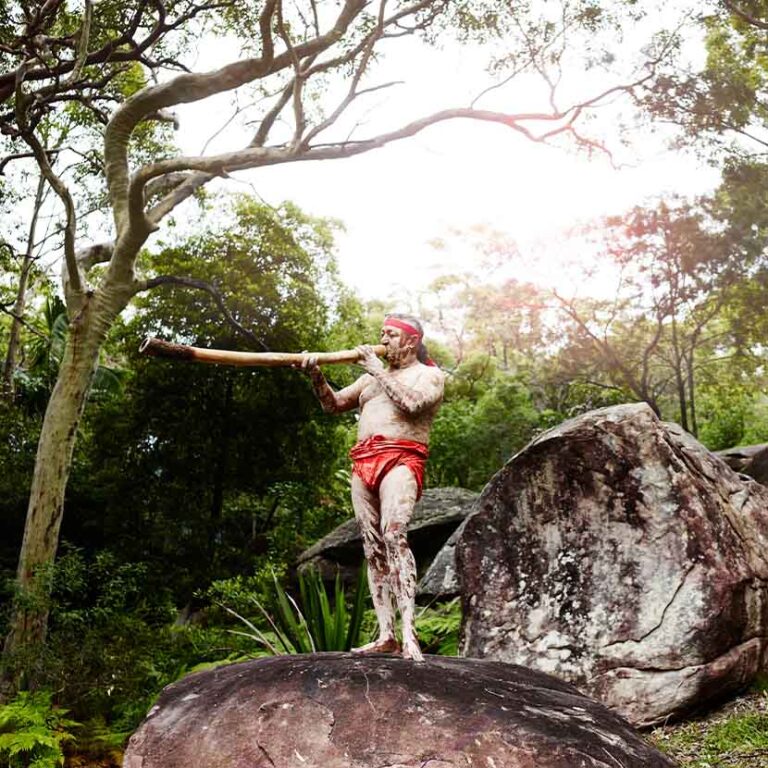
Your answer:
[357,346,444,416]
[304,358,367,414]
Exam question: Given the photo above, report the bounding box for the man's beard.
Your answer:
[386,346,409,367]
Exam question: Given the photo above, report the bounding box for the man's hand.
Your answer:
[296,351,320,374]
[356,344,385,375]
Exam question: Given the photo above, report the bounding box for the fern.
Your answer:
[415,598,462,656]
[0,691,78,768]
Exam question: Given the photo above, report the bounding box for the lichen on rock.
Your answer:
[123,653,674,767]
[458,403,768,727]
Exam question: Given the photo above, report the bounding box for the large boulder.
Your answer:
[742,447,768,486]
[458,403,768,727]
[124,653,675,767]
[297,487,477,586]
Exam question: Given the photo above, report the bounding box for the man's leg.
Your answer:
[350,474,399,653]
[379,465,423,661]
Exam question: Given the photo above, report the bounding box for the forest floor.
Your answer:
[650,686,768,767]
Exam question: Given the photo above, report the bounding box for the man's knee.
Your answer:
[382,521,408,553]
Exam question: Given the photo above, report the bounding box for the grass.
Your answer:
[650,686,768,767]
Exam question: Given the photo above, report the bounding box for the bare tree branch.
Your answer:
[0,305,48,339]
[0,148,61,174]
[0,1,231,103]
[135,274,269,350]
[104,0,367,242]
[15,65,83,297]
[147,171,213,224]
[60,0,94,87]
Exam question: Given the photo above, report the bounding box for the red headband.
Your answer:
[383,317,438,367]
[384,317,422,339]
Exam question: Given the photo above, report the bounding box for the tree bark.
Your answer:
[3,289,125,662]
[670,314,689,432]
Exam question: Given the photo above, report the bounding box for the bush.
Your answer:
[4,547,243,733]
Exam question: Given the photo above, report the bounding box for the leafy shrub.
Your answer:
[0,691,77,768]
[3,547,242,733]
[429,375,540,489]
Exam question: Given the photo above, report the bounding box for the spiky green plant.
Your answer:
[223,566,369,654]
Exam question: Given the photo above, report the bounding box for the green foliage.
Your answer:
[415,599,462,656]
[0,691,78,768]
[224,567,369,654]
[0,401,40,583]
[12,296,125,416]
[67,195,360,604]
[429,368,540,489]
[69,717,130,765]
[697,384,749,451]
[1,547,239,731]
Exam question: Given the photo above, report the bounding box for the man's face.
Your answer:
[380,324,415,366]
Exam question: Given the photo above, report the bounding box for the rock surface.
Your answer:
[458,403,768,727]
[715,443,768,474]
[417,521,467,599]
[297,487,477,586]
[742,447,768,486]
[123,653,675,768]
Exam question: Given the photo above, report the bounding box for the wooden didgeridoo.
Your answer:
[138,337,387,367]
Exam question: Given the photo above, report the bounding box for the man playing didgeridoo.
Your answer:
[301,314,444,661]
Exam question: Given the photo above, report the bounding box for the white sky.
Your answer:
[171,6,718,305]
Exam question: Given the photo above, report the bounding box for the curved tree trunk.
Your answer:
[3,291,124,663]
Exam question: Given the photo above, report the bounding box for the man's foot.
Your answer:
[351,636,401,654]
[401,636,424,662]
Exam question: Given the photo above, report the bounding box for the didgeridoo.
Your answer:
[139,337,387,367]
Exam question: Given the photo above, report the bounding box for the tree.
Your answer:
[552,194,768,433]
[642,1,768,156]
[1,0,667,663]
[429,357,540,489]
[66,196,357,602]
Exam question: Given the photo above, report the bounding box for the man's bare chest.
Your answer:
[359,369,421,409]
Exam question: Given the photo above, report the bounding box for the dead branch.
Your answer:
[139,337,386,367]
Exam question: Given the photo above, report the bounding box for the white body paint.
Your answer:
[303,322,445,660]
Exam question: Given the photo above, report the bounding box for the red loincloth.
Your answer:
[349,435,429,500]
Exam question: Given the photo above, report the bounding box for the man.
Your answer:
[302,314,444,660]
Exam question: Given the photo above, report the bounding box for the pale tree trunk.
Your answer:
[3,288,125,663]
[2,173,45,400]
